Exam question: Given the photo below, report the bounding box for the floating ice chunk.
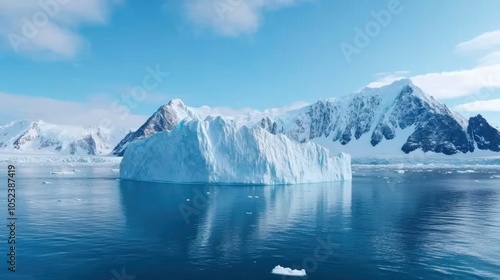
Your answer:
[206,192,210,195]
[50,171,75,175]
[248,196,254,198]
[395,170,405,174]
[111,169,120,173]
[474,180,480,182]
[246,212,253,215]
[186,199,190,202]
[271,265,306,277]
[42,181,52,184]
[457,170,475,174]
[254,195,259,198]
[492,175,500,178]
[74,198,82,201]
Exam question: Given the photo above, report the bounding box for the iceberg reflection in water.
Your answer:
[118,180,352,275]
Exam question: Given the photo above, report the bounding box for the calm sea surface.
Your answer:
[0,165,499,280]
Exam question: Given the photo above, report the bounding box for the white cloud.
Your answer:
[0,0,121,59]
[365,64,500,99]
[195,100,309,121]
[479,50,500,66]
[0,92,147,129]
[366,71,410,89]
[182,0,306,36]
[454,99,500,112]
[456,30,500,53]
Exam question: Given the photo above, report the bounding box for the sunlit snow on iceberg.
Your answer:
[120,117,352,185]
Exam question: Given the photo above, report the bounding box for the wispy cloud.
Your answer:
[182,0,306,36]
[366,71,410,89]
[478,50,500,66]
[208,100,309,116]
[454,99,500,112]
[0,0,121,59]
[456,30,500,53]
[0,92,147,128]
[365,64,500,99]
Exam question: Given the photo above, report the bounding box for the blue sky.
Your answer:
[0,0,499,128]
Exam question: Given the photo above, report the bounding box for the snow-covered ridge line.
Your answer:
[0,119,130,156]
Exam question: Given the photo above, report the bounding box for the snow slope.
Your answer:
[120,117,351,184]
[0,120,130,155]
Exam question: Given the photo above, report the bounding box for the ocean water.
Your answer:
[0,166,499,280]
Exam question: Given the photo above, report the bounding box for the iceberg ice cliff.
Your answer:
[120,117,351,184]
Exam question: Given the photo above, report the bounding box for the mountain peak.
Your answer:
[167,98,185,107]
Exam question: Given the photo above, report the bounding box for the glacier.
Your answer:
[120,117,352,185]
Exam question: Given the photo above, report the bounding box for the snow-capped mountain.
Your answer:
[265,79,500,156]
[112,99,202,156]
[0,120,130,156]
[113,79,500,157]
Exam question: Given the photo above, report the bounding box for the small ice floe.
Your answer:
[42,181,52,184]
[246,212,253,215]
[383,176,389,179]
[50,171,75,175]
[186,199,190,202]
[254,195,259,199]
[271,265,306,277]
[395,170,405,174]
[457,170,475,174]
[492,175,500,178]
[474,180,480,183]
[248,195,254,198]
[74,198,82,201]
[206,192,210,195]
[111,169,120,173]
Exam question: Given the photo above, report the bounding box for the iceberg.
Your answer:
[120,117,351,185]
[271,265,306,277]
